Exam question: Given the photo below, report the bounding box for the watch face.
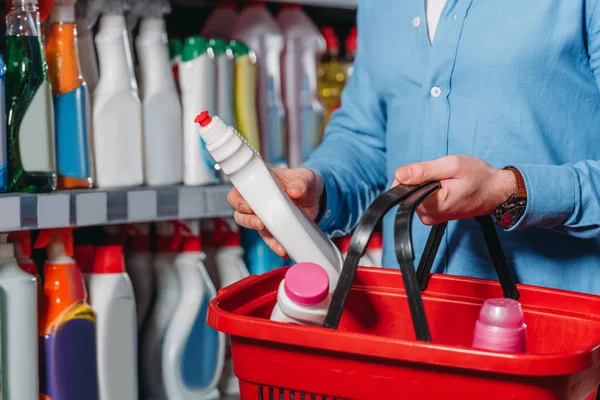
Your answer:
[498,205,526,229]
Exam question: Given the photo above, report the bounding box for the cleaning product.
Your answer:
[317,26,345,130]
[241,227,286,275]
[169,38,183,88]
[76,0,100,94]
[47,0,94,189]
[0,233,39,400]
[140,221,181,399]
[337,235,375,267]
[344,26,357,79]
[124,223,153,330]
[196,112,343,290]
[8,230,38,277]
[270,262,330,325]
[0,55,7,193]
[209,38,235,128]
[212,218,249,397]
[230,39,261,150]
[35,228,99,400]
[134,0,183,186]
[200,0,236,40]
[180,36,219,186]
[232,2,287,167]
[74,244,94,287]
[472,298,527,353]
[6,0,57,193]
[162,220,224,400]
[277,4,326,167]
[93,0,144,188]
[88,245,138,400]
[366,231,383,267]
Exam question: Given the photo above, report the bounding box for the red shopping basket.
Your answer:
[208,183,600,399]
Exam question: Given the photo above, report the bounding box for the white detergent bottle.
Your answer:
[201,0,237,40]
[270,262,330,325]
[162,220,224,400]
[93,0,144,188]
[0,233,39,400]
[87,245,138,400]
[337,235,375,267]
[196,112,343,291]
[179,36,219,186]
[76,0,101,94]
[124,223,154,330]
[134,0,183,186]
[140,221,181,399]
[213,218,249,397]
[232,2,287,167]
[277,4,326,167]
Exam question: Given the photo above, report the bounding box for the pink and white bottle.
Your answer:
[472,298,527,353]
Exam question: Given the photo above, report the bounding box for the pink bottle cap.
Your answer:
[284,262,329,306]
[472,298,527,353]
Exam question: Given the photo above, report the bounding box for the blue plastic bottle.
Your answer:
[240,228,286,275]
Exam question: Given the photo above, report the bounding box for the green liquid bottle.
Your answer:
[5,0,57,193]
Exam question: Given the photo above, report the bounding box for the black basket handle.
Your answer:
[323,182,520,341]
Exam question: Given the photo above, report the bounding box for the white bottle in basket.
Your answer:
[196,112,343,291]
[270,262,330,325]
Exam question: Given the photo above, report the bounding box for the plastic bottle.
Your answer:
[344,26,357,79]
[74,244,94,288]
[270,262,330,325]
[46,0,94,189]
[241,227,286,275]
[133,0,183,186]
[200,0,236,40]
[0,55,7,193]
[8,230,38,277]
[209,38,235,128]
[0,233,39,400]
[196,112,343,290]
[179,36,219,186]
[232,2,287,167]
[277,4,326,167]
[124,223,153,330]
[76,0,100,94]
[5,0,57,193]
[472,298,527,353]
[88,245,138,400]
[212,218,249,397]
[140,221,181,399]
[162,220,224,400]
[169,38,183,89]
[317,26,345,130]
[366,231,383,267]
[35,228,99,400]
[93,0,144,188]
[230,39,261,150]
[336,235,375,267]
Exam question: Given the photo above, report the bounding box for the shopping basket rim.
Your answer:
[208,267,600,377]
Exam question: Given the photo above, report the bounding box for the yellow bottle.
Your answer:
[317,26,346,135]
[230,40,261,152]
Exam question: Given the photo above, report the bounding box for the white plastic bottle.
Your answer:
[201,0,237,40]
[209,38,235,129]
[179,36,219,186]
[87,245,138,400]
[232,2,287,167]
[134,0,183,186]
[196,112,343,290]
[76,0,101,94]
[277,4,326,167]
[0,233,39,400]
[162,220,224,400]
[93,0,144,187]
[140,221,180,399]
[124,223,154,330]
[270,262,330,325]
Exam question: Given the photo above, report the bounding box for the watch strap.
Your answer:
[506,167,527,199]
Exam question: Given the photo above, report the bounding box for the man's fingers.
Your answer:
[395,156,462,184]
[233,211,264,230]
[258,229,287,258]
[227,188,252,214]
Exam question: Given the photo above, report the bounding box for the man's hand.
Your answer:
[227,167,324,257]
[393,155,517,225]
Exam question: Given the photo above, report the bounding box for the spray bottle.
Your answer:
[46,0,94,189]
[93,0,144,188]
[6,0,57,193]
[8,230,38,276]
[131,0,183,186]
[169,38,183,90]
[35,228,99,400]
[162,220,224,400]
[124,223,154,330]
[200,0,236,40]
[0,232,39,400]
[76,0,100,94]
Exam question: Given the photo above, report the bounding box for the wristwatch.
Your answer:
[493,167,528,229]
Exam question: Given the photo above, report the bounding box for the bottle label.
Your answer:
[300,74,324,161]
[266,75,287,166]
[53,85,91,180]
[20,79,56,172]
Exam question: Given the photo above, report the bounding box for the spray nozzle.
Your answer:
[123,224,150,251]
[171,221,201,252]
[34,229,75,258]
[125,0,169,30]
[212,218,241,247]
[7,231,32,258]
[76,0,102,28]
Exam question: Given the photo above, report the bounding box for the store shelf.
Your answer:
[171,0,358,9]
[0,184,234,232]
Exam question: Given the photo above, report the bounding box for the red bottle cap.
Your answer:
[346,27,357,53]
[321,26,339,51]
[213,218,241,247]
[92,245,126,274]
[195,111,212,127]
[74,245,95,274]
[181,237,202,252]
